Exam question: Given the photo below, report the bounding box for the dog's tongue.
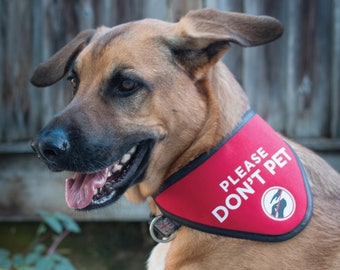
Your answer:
[65,169,107,209]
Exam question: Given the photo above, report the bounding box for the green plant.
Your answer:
[0,210,81,270]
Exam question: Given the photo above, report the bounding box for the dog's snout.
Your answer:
[31,128,70,166]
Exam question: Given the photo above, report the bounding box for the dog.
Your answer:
[31,9,340,269]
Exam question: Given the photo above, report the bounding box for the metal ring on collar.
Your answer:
[149,215,178,243]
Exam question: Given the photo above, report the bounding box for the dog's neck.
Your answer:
[173,62,250,172]
[208,61,250,136]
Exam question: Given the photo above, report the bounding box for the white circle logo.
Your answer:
[261,186,296,221]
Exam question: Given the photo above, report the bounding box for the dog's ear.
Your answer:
[31,29,96,87]
[168,9,283,75]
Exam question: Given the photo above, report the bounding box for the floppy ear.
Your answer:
[31,29,96,87]
[168,8,283,74]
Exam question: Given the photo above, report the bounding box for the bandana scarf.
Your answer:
[153,110,313,242]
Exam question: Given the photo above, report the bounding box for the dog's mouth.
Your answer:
[65,140,153,210]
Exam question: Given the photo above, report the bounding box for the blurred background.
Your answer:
[0,0,339,269]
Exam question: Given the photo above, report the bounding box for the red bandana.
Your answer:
[153,110,313,242]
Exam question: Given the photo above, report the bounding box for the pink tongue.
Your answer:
[65,169,108,209]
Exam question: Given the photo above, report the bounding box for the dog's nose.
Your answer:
[31,128,70,165]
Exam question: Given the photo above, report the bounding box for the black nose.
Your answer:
[31,128,70,167]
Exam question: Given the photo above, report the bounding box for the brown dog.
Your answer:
[31,9,339,269]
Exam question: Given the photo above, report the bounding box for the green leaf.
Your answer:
[55,257,76,270]
[33,244,46,255]
[24,251,42,265]
[44,215,63,234]
[54,212,81,233]
[0,248,10,262]
[0,255,11,268]
[12,253,25,267]
[52,254,75,270]
[36,210,63,234]
[36,210,49,220]
[36,224,47,237]
[35,256,54,270]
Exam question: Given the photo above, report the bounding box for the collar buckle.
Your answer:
[149,215,180,243]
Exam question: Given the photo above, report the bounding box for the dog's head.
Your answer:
[31,9,283,210]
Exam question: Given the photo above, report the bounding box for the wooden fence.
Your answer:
[0,0,339,146]
[0,0,339,220]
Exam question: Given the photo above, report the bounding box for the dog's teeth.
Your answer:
[128,145,137,154]
[121,153,131,164]
[108,171,112,177]
[112,164,123,172]
[94,188,98,195]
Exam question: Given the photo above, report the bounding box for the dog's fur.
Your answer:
[31,9,340,269]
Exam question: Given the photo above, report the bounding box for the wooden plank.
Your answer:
[205,0,244,82]
[2,1,19,141]
[28,0,43,138]
[0,148,337,221]
[3,0,33,141]
[294,138,340,152]
[112,0,148,23]
[143,0,168,20]
[78,0,94,30]
[92,0,114,26]
[38,0,75,126]
[285,0,302,137]
[0,0,4,141]
[0,142,32,154]
[331,0,340,138]
[242,0,286,131]
[0,154,150,221]
[1,0,339,145]
[294,0,332,137]
[168,0,203,21]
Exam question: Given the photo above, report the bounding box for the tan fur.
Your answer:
[31,9,340,269]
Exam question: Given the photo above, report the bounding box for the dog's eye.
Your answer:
[116,79,141,96]
[108,70,148,97]
[120,79,137,91]
[69,77,78,89]
[67,73,79,92]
